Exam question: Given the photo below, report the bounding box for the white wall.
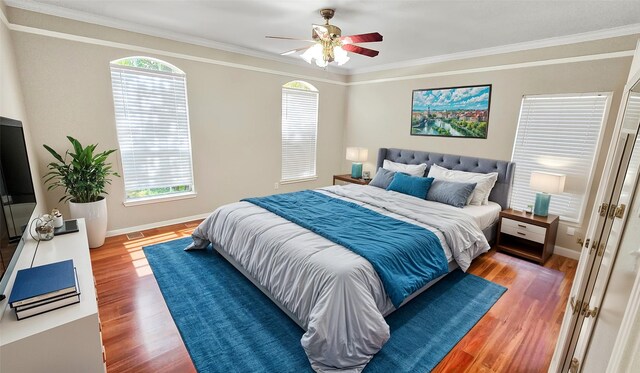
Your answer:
[6,8,348,233]
[4,5,639,253]
[343,44,636,252]
[0,4,44,215]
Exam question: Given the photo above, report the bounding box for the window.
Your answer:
[510,93,610,223]
[110,57,195,204]
[281,81,318,182]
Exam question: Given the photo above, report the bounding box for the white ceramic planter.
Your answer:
[69,197,108,248]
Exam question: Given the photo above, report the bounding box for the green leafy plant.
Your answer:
[43,136,120,203]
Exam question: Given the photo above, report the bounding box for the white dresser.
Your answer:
[0,219,106,372]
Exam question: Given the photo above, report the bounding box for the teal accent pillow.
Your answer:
[386,173,434,199]
[426,180,477,208]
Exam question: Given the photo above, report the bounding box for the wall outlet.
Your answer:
[274,182,279,190]
[566,227,575,236]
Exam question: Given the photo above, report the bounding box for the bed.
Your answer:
[186,148,514,372]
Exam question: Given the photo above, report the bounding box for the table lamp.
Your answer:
[346,147,368,179]
[530,171,565,217]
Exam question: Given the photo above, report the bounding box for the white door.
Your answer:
[553,132,634,372]
[550,80,640,372]
[576,87,640,372]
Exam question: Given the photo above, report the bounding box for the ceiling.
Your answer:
[7,0,640,73]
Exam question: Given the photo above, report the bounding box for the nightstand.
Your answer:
[496,209,559,265]
[333,174,369,186]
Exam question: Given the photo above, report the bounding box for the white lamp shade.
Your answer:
[334,46,350,65]
[530,171,566,194]
[302,44,322,64]
[346,147,368,162]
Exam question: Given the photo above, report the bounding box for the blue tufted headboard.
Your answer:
[376,148,515,210]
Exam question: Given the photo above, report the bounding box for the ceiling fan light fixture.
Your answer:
[334,46,350,65]
[301,43,348,67]
[315,58,329,68]
[268,9,381,68]
[302,44,322,64]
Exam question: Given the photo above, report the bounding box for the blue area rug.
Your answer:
[144,237,506,373]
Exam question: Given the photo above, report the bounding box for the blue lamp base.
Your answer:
[534,192,551,216]
[351,163,363,179]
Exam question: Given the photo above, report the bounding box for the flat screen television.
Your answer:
[0,116,37,300]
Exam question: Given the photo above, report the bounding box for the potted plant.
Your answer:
[43,136,119,248]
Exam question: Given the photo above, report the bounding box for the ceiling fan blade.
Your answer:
[266,36,315,42]
[342,44,379,57]
[280,46,313,56]
[341,32,383,44]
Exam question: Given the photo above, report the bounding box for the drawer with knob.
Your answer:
[500,222,546,244]
[496,209,559,265]
[501,217,547,236]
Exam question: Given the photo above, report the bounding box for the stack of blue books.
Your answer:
[8,259,80,320]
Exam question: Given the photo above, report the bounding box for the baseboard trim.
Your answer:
[554,245,581,260]
[106,212,210,237]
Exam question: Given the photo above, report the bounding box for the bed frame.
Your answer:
[377,148,515,242]
[213,148,515,331]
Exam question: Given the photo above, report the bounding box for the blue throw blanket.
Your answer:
[242,190,448,307]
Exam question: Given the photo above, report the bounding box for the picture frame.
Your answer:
[411,84,492,139]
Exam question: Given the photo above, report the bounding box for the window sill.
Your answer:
[123,192,197,207]
[280,176,318,185]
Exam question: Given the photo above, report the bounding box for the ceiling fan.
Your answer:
[266,9,383,68]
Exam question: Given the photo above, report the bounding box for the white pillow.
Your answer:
[383,160,427,177]
[427,164,498,205]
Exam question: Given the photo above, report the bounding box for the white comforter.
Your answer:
[187,184,490,372]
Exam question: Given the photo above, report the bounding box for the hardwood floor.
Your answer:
[92,222,198,373]
[435,250,576,372]
[91,221,577,373]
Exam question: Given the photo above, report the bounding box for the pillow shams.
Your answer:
[427,164,498,205]
[382,159,427,177]
[369,168,395,189]
[386,173,434,199]
[426,180,477,208]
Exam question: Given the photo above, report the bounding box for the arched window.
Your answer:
[110,57,194,204]
[281,81,318,182]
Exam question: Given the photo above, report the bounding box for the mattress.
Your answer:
[462,201,502,230]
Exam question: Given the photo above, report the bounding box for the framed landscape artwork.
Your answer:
[411,84,492,138]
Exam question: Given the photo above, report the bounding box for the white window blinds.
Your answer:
[511,93,609,223]
[110,63,194,200]
[281,87,318,182]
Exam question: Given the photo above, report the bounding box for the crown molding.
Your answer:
[2,2,635,87]
[347,50,634,86]
[4,0,348,75]
[0,5,9,27]
[6,18,633,87]
[7,21,349,86]
[347,23,640,75]
[6,0,640,78]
